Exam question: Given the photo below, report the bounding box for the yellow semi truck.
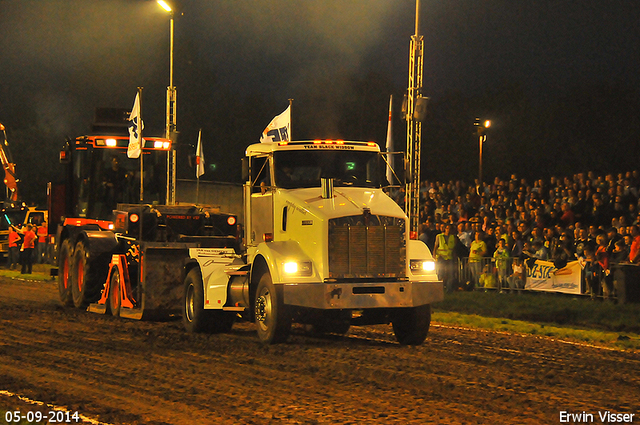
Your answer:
[182,139,444,344]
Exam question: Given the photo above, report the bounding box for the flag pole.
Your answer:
[288,98,293,141]
[196,128,202,205]
[137,87,143,300]
[138,86,144,204]
[385,94,394,184]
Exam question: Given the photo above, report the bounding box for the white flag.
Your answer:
[196,129,205,178]
[127,92,144,158]
[260,105,290,143]
[385,95,394,184]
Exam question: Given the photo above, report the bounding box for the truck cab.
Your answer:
[237,140,443,344]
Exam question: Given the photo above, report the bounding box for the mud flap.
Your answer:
[188,247,241,309]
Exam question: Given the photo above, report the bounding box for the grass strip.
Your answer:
[433,291,640,350]
[432,311,640,351]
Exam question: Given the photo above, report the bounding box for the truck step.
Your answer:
[226,270,248,276]
[222,306,246,312]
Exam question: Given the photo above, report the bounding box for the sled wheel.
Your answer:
[392,304,431,346]
[254,273,291,344]
[57,240,74,307]
[109,266,122,317]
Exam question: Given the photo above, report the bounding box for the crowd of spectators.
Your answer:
[391,171,640,296]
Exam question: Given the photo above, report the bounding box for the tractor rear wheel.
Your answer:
[57,240,74,307]
[71,242,103,309]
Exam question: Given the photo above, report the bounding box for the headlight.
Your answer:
[283,262,298,274]
[410,260,436,273]
[283,261,312,276]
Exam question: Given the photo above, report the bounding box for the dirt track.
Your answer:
[1,276,639,425]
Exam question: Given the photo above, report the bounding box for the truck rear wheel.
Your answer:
[183,269,234,333]
[254,273,291,344]
[391,304,431,346]
[71,242,103,309]
[57,240,74,307]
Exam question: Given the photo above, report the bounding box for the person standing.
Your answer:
[493,238,510,291]
[20,224,36,274]
[469,230,488,289]
[36,221,48,263]
[629,225,640,264]
[7,225,21,269]
[434,223,457,293]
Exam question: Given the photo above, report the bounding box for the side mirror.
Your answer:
[241,157,249,182]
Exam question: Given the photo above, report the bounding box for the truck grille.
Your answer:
[328,216,406,279]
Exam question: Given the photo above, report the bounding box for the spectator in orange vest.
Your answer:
[629,225,640,264]
[20,224,36,274]
[36,221,48,264]
[7,225,21,269]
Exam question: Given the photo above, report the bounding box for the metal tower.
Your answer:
[405,0,424,238]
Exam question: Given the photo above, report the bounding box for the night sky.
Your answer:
[1,0,640,205]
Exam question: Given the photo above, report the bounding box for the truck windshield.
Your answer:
[0,209,28,230]
[273,150,383,189]
[73,147,167,219]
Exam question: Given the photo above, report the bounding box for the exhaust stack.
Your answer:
[321,178,334,199]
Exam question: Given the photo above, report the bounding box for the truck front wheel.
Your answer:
[57,240,73,307]
[254,273,291,344]
[391,304,431,346]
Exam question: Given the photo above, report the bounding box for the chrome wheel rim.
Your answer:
[255,288,272,330]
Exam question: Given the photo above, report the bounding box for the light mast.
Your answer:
[405,0,426,238]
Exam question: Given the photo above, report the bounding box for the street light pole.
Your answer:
[158,0,177,205]
[474,118,490,192]
[478,132,485,186]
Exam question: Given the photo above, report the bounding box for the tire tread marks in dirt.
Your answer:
[1,277,639,424]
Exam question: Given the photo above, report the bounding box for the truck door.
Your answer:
[250,155,273,244]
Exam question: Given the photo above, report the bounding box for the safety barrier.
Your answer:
[456,256,518,292]
[436,256,639,302]
[436,256,524,293]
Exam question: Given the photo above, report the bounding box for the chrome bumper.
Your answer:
[283,279,444,309]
